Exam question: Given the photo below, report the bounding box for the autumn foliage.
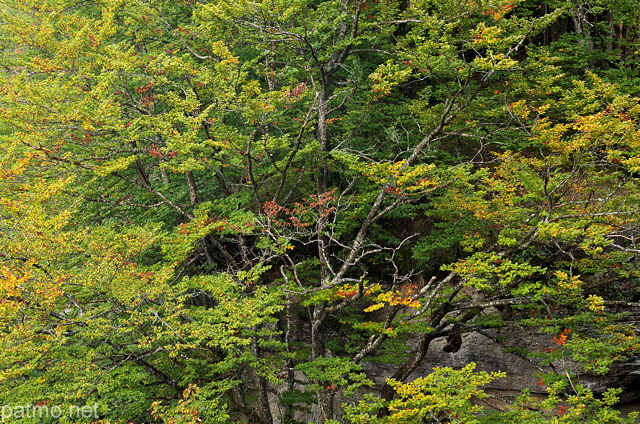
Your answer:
[1,0,640,423]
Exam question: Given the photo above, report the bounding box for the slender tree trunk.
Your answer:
[313,76,335,423]
[253,337,274,424]
[572,5,594,55]
[160,166,170,185]
[316,76,330,197]
[187,171,197,205]
[256,375,273,424]
[135,159,151,188]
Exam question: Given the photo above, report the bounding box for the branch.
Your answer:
[448,297,535,311]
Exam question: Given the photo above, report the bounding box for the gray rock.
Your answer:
[406,325,640,403]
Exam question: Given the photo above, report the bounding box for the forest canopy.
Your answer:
[1,0,640,422]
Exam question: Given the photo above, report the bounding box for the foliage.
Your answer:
[1,0,640,423]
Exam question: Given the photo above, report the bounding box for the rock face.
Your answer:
[266,322,640,424]
[407,324,640,404]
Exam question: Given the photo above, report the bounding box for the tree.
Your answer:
[1,0,640,423]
